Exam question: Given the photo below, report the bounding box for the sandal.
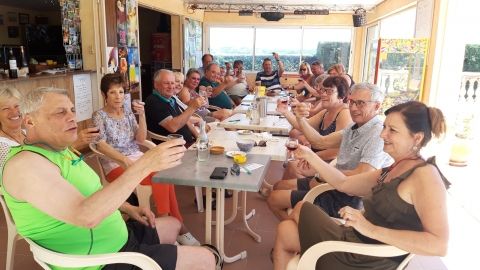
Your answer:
[258,186,271,198]
[202,244,224,270]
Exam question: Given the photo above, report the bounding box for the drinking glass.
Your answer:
[131,99,144,114]
[285,138,299,161]
[167,134,184,141]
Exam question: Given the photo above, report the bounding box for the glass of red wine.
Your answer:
[285,138,299,161]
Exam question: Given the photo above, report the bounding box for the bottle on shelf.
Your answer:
[18,46,29,77]
[197,120,210,162]
[8,48,18,79]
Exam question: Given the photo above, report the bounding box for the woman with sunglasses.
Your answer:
[289,62,316,100]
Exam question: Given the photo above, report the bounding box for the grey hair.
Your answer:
[205,62,218,72]
[0,87,22,103]
[351,82,384,103]
[314,74,329,88]
[20,87,68,115]
[153,69,174,82]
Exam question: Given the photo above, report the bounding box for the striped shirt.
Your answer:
[255,70,282,91]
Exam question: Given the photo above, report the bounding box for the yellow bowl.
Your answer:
[233,154,247,164]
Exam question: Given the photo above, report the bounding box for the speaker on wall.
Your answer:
[261,12,285,21]
[352,8,367,27]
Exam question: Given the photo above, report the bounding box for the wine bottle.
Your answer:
[8,48,18,79]
[18,46,29,77]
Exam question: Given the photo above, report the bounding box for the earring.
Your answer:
[412,145,419,152]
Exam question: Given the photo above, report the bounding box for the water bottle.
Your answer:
[197,120,210,161]
[250,102,260,125]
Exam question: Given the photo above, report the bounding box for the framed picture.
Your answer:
[7,12,17,24]
[8,26,19,38]
[19,13,29,25]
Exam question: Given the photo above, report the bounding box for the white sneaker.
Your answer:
[177,232,201,246]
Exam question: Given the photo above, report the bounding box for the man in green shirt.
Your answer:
[1,87,215,270]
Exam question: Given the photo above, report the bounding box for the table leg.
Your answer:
[195,186,204,212]
[205,187,212,245]
[241,191,262,242]
[215,188,247,263]
[212,190,239,226]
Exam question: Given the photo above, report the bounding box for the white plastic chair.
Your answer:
[0,193,22,270]
[25,237,162,269]
[286,183,415,270]
[147,130,204,213]
[89,141,155,211]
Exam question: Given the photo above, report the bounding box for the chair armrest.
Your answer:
[26,238,162,270]
[147,131,168,142]
[303,183,335,203]
[297,241,409,270]
[89,143,105,157]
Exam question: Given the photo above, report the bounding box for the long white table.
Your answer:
[153,151,271,263]
[218,114,292,135]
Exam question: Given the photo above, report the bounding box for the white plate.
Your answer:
[225,150,246,158]
[237,130,253,135]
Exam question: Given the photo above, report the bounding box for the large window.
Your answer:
[302,28,352,73]
[379,7,416,39]
[209,27,254,70]
[209,26,352,72]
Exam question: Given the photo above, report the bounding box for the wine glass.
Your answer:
[285,138,298,161]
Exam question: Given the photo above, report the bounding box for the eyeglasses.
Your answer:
[319,87,336,95]
[348,99,375,108]
[190,77,200,81]
[230,163,240,176]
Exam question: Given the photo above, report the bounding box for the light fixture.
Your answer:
[352,8,367,27]
[261,12,285,21]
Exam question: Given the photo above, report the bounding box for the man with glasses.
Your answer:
[267,83,392,220]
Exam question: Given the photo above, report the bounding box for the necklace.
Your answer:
[0,127,24,145]
[377,155,422,185]
[23,139,84,166]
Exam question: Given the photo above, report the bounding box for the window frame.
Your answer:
[205,24,355,74]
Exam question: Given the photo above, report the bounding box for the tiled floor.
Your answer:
[0,152,477,270]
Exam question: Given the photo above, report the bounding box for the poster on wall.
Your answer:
[118,47,130,90]
[61,0,82,69]
[375,38,429,109]
[127,47,139,66]
[183,18,203,73]
[73,74,93,122]
[106,46,118,73]
[126,0,138,47]
[116,0,127,46]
